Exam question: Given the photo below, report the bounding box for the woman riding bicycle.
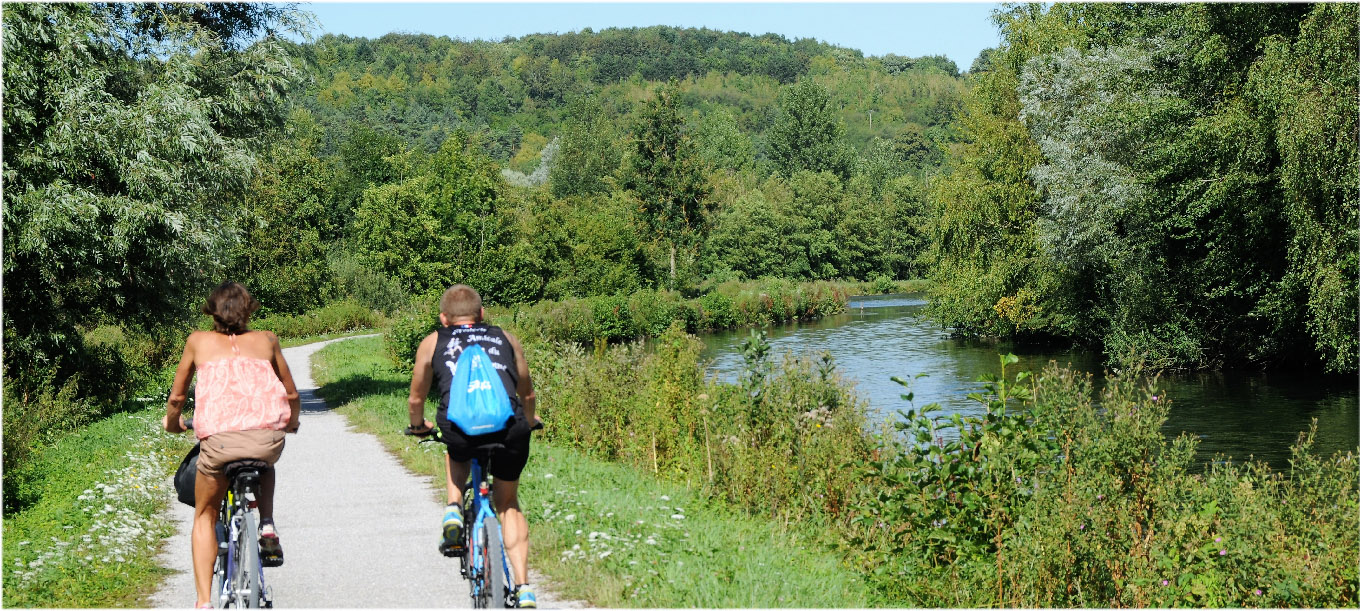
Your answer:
[163,281,302,608]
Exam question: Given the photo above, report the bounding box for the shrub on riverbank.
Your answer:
[847,359,1359,607]
[531,324,874,527]
[383,279,861,366]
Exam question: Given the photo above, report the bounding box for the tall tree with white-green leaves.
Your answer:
[2,1,308,507]
[926,2,1354,372]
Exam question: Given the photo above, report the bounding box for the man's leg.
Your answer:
[441,452,473,554]
[445,453,469,505]
[492,479,529,586]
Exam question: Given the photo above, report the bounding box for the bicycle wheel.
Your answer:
[471,520,491,609]
[212,521,227,608]
[236,509,263,608]
[482,515,509,609]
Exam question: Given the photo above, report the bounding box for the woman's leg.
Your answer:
[257,468,275,522]
[192,471,228,606]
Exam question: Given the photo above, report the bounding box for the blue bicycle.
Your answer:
[406,424,539,608]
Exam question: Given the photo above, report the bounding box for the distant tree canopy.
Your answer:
[302,26,968,160]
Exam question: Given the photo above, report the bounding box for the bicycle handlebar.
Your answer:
[402,419,543,440]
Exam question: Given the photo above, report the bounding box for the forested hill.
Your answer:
[293,27,967,166]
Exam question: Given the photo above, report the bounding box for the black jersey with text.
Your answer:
[432,323,521,430]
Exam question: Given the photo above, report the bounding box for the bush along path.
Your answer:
[151,335,580,608]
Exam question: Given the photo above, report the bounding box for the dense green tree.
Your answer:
[229,110,334,315]
[693,109,756,172]
[705,190,787,280]
[349,133,504,294]
[1248,3,1359,373]
[767,80,853,180]
[923,5,1069,341]
[927,2,1351,371]
[622,81,711,286]
[2,2,307,374]
[784,171,845,279]
[550,95,623,198]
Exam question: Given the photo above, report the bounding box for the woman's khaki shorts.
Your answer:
[198,429,286,478]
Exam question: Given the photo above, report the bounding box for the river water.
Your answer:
[699,294,1358,470]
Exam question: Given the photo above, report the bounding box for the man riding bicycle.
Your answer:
[406,284,540,608]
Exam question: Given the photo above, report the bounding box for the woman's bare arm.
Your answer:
[268,332,302,433]
[164,335,197,433]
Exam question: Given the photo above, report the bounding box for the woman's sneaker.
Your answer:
[259,521,284,567]
[514,584,537,608]
[439,503,464,556]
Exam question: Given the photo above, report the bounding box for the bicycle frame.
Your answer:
[463,457,514,608]
[214,468,272,608]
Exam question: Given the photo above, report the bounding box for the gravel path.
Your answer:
[151,335,580,608]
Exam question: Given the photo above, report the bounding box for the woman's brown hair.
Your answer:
[202,281,260,334]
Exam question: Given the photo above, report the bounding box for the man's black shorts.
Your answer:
[439,415,532,481]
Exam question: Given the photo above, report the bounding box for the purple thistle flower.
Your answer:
[1097,494,1104,500]
[1079,524,1085,530]
[1219,549,1226,556]
[1255,589,1262,596]
[1215,536,1221,543]
[1162,580,1169,586]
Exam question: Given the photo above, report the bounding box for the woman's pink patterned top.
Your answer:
[193,340,290,440]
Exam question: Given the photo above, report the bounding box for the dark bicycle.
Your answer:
[406,424,539,608]
[186,419,274,608]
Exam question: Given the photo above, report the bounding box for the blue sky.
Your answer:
[303,3,1003,70]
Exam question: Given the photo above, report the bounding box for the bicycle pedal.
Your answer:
[440,544,466,558]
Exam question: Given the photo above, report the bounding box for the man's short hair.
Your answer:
[440,284,482,319]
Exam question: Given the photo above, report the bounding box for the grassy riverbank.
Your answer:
[312,335,872,607]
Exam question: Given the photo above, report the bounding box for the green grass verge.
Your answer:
[312,336,870,607]
[1,407,194,607]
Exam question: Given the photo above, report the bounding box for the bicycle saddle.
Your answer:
[223,459,272,486]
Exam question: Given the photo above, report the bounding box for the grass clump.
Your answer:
[311,335,872,607]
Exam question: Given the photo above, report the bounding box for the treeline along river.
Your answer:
[701,294,1359,470]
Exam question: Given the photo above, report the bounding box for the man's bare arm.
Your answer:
[506,331,537,425]
[407,332,439,430]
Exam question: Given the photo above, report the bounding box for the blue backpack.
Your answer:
[445,344,514,434]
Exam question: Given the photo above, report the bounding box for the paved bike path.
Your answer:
[152,335,578,608]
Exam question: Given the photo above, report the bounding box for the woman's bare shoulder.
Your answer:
[185,330,214,344]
